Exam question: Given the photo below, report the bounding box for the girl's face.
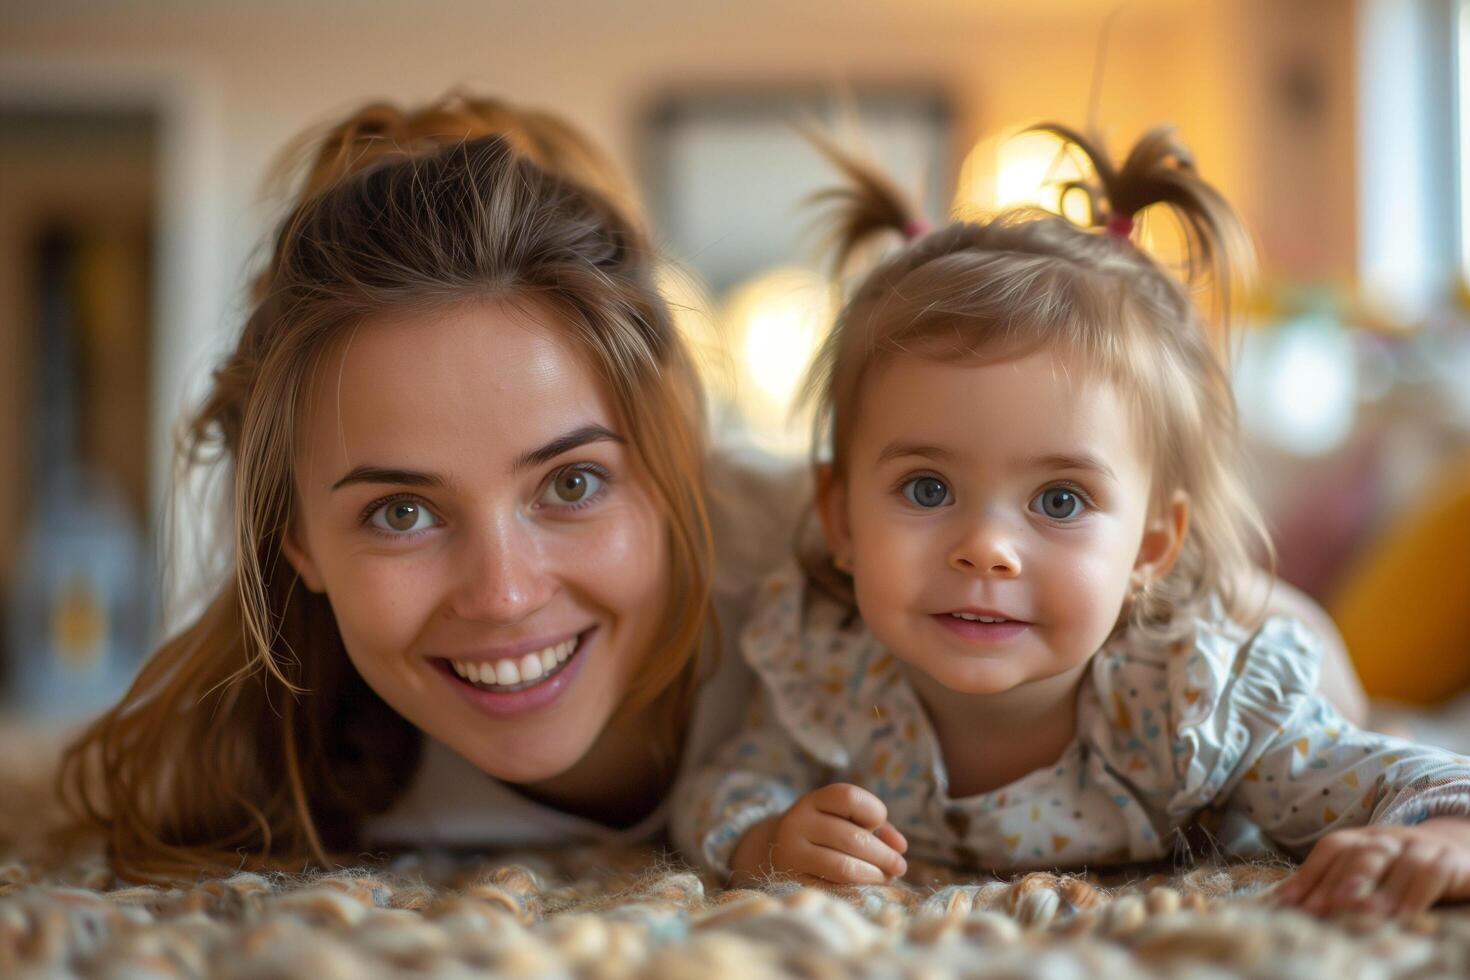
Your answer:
[282,298,670,784]
[821,348,1185,698]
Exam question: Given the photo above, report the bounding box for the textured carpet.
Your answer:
[7,843,1470,977]
[3,726,1470,977]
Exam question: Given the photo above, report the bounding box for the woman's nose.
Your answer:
[948,516,1023,578]
[448,517,556,625]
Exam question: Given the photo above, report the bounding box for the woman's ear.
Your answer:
[815,463,854,571]
[1132,490,1189,587]
[280,520,326,594]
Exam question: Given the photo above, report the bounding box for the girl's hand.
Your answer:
[728,783,908,887]
[1276,818,1470,917]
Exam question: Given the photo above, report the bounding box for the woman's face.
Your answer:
[283,297,670,785]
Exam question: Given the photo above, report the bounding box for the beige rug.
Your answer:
[6,843,1470,977]
[3,724,1469,977]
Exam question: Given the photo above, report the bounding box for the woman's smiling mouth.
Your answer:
[445,636,579,691]
[433,627,596,712]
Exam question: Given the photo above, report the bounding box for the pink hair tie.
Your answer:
[903,218,932,241]
[1106,213,1135,239]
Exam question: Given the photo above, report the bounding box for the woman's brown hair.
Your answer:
[60,95,713,881]
[803,123,1270,637]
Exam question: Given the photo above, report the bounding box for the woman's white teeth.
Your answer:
[952,612,1008,623]
[450,638,577,689]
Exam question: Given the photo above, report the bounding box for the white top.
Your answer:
[362,449,810,848]
[674,560,1470,875]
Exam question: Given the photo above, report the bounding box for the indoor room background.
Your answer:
[1,0,1463,722]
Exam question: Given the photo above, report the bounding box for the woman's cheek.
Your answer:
[332,553,443,665]
[551,497,669,633]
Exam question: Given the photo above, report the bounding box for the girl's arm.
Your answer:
[672,691,908,886]
[1247,571,1368,725]
[1224,687,1470,914]
[670,689,828,877]
[726,782,908,887]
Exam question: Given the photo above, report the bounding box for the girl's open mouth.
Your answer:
[934,613,1030,643]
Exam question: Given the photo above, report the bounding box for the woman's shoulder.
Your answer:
[677,449,817,772]
[704,446,812,597]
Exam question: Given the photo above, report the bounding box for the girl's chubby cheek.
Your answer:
[1034,557,1123,618]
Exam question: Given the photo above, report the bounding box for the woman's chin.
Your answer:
[449,730,600,786]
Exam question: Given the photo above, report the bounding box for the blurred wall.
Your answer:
[0,0,1358,608]
[0,114,155,596]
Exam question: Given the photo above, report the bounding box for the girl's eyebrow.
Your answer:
[330,424,625,491]
[876,441,955,464]
[874,443,1116,485]
[1027,452,1117,482]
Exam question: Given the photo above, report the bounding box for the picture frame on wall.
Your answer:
[642,86,954,296]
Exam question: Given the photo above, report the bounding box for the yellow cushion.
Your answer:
[1331,455,1470,705]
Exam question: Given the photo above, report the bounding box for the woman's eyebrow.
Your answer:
[330,424,625,491]
[331,467,445,491]
[514,423,625,471]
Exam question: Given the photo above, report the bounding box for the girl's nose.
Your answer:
[948,519,1023,578]
[448,517,556,625]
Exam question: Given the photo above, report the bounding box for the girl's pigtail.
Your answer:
[1029,122,1256,345]
[803,130,925,276]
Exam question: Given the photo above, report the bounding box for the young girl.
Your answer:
[674,126,1470,917]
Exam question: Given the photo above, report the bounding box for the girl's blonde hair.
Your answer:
[803,123,1270,635]
[60,94,714,881]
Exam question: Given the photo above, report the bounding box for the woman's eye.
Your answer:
[540,466,605,507]
[902,476,952,509]
[369,499,438,533]
[1032,486,1086,521]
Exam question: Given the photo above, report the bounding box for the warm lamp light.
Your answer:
[1236,313,1358,456]
[722,267,836,455]
[955,130,1089,220]
[656,261,733,396]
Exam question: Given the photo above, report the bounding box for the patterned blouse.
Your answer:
[673,561,1470,876]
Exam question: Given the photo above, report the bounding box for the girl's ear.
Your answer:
[814,463,855,570]
[280,520,326,594]
[1132,490,1189,587]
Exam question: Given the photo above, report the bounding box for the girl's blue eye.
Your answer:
[902,476,952,509]
[539,466,605,507]
[370,499,438,534]
[1032,486,1085,521]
